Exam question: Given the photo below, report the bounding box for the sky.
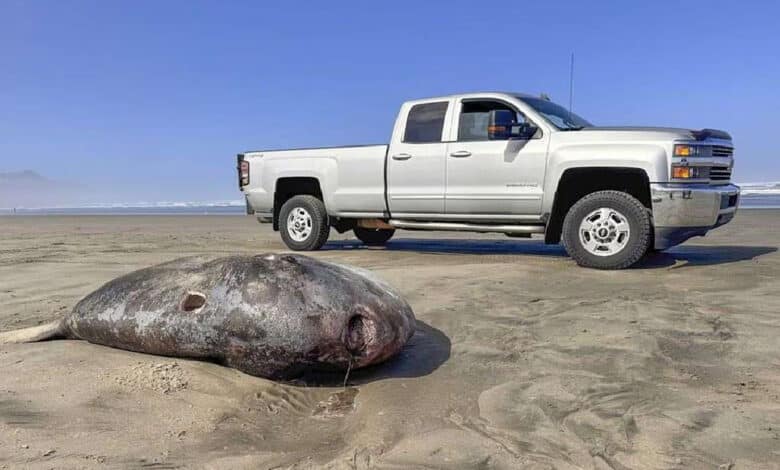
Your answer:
[1,0,779,205]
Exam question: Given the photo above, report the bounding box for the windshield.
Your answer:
[517,96,592,130]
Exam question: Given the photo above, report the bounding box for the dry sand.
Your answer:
[1,211,779,469]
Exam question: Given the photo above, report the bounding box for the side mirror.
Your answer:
[487,109,515,140]
[488,110,538,140]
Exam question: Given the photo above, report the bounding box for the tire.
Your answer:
[278,195,330,251]
[353,227,395,246]
[561,190,651,270]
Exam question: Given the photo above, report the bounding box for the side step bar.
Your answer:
[389,220,545,235]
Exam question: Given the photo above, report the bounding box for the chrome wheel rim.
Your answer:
[579,207,631,257]
[287,207,313,242]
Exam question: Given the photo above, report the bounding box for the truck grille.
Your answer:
[709,166,732,181]
[712,145,734,157]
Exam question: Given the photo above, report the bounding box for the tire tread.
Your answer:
[353,227,395,246]
[561,190,651,269]
[279,195,330,251]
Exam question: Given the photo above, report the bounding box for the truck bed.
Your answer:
[242,144,389,218]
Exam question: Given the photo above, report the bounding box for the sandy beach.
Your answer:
[1,210,779,469]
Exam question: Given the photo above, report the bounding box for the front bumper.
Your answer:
[650,183,740,249]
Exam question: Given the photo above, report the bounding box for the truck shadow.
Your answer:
[636,245,777,268]
[293,320,451,386]
[325,239,776,267]
[325,238,568,257]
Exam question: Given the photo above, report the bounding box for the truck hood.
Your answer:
[578,126,731,141]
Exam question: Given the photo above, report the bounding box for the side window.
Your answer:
[403,102,448,143]
[458,101,526,141]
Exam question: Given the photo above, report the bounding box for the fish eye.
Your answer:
[180,291,206,312]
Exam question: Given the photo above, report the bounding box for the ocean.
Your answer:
[1,185,778,215]
[734,182,780,208]
[0,201,246,216]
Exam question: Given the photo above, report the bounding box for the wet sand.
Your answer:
[1,211,779,469]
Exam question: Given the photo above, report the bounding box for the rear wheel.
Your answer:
[353,227,395,246]
[279,195,330,251]
[562,190,651,269]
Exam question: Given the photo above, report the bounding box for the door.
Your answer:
[445,99,548,216]
[386,100,451,216]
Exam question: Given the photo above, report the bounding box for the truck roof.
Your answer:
[405,91,538,103]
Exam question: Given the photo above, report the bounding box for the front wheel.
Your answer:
[353,227,395,246]
[561,190,651,270]
[279,195,330,251]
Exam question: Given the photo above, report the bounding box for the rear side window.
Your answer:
[403,102,448,143]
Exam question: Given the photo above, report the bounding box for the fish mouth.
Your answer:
[345,313,378,365]
[345,306,409,369]
[343,307,414,369]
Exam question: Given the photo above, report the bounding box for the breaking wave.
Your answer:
[0,199,246,214]
[738,182,780,196]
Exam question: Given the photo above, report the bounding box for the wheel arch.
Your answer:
[273,177,323,231]
[544,167,651,244]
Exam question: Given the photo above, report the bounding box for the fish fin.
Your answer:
[0,320,66,344]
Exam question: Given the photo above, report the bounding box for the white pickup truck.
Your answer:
[237,92,739,269]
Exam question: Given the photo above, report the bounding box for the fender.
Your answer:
[266,156,338,210]
[542,143,667,215]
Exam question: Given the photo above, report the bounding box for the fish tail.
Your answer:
[0,320,66,344]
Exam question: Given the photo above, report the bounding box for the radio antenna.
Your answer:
[568,52,575,119]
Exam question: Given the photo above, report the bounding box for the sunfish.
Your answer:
[0,254,416,380]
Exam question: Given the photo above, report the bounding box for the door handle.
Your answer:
[449,150,472,158]
[392,153,412,161]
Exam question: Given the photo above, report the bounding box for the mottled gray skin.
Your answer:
[47,254,415,379]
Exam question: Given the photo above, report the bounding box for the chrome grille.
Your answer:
[709,166,732,181]
[712,145,734,157]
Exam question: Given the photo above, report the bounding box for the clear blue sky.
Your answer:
[1,0,778,203]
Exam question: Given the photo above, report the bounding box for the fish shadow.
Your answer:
[636,245,777,269]
[324,238,568,257]
[295,320,450,386]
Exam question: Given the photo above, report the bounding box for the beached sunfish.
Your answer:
[0,254,416,379]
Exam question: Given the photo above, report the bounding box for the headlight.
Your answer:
[674,144,700,157]
[671,165,705,179]
[674,144,713,157]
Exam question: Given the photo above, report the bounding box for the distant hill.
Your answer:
[0,170,85,208]
[0,170,48,184]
